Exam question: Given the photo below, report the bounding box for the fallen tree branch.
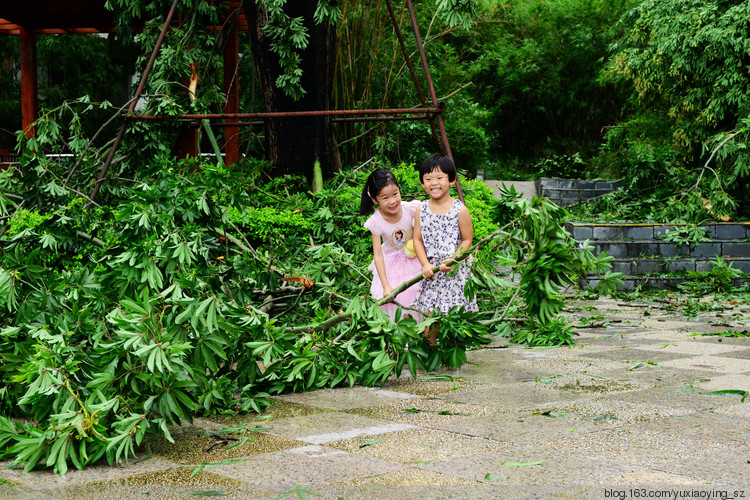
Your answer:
[214,226,256,257]
[286,228,510,334]
[75,230,106,248]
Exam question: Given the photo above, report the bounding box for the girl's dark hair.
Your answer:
[359,168,399,215]
[417,154,456,182]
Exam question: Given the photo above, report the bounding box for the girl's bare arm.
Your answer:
[456,203,474,253]
[440,204,473,271]
[371,233,392,297]
[412,205,434,279]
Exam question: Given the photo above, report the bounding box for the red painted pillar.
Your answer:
[223,26,240,165]
[19,25,38,138]
[177,124,199,160]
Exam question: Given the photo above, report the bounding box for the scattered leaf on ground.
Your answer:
[502,460,545,467]
[702,390,748,402]
[359,437,386,448]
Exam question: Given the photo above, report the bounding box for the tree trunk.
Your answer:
[243,0,341,184]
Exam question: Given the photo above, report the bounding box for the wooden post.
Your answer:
[223,25,240,165]
[19,25,38,138]
[177,124,199,159]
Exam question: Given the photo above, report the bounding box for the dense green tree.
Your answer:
[241,0,342,182]
[335,0,637,175]
[1,0,640,178]
[463,0,636,160]
[0,34,134,151]
[603,0,750,218]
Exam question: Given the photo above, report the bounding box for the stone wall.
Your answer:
[537,178,622,206]
[566,222,750,290]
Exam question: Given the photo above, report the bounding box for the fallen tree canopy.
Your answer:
[0,154,619,474]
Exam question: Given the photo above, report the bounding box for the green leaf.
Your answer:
[702,390,748,402]
[359,437,386,448]
[175,305,193,325]
[502,460,545,467]
[172,490,232,497]
[120,298,147,315]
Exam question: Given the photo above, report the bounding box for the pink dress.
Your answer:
[364,200,423,319]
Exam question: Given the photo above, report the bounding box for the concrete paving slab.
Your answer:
[680,324,750,337]
[342,466,481,485]
[434,382,594,410]
[636,341,749,356]
[45,468,264,500]
[542,427,742,472]
[573,326,653,337]
[424,411,619,445]
[522,371,648,394]
[659,354,750,373]
[346,396,498,426]
[208,445,406,491]
[452,350,563,384]
[271,386,422,410]
[594,366,724,386]
[573,334,669,348]
[629,329,728,343]
[655,451,750,486]
[506,354,627,375]
[632,411,750,445]
[714,346,750,359]
[528,396,701,424]
[327,427,507,464]
[575,347,689,364]
[600,386,737,415]
[421,446,640,485]
[208,398,330,422]
[640,318,709,330]
[0,483,43,499]
[146,428,307,465]
[600,469,708,485]
[312,483,563,500]
[261,411,416,444]
[711,402,750,419]
[383,376,486,397]
[0,455,177,489]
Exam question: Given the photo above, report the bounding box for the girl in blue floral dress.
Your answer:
[413,155,478,339]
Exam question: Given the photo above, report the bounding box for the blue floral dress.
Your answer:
[413,199,478,314]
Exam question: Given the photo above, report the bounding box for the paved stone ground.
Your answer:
[1,296,749,499]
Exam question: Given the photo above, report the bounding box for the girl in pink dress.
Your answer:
[360,169,423,320]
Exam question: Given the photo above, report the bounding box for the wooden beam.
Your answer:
[19,25,37,137]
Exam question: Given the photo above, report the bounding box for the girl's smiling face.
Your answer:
[420,168,454,200]
[372,182,402,216]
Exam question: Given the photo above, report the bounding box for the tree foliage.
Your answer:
[0,0,640,472]
[0,0,642,177]
[0,94,619,472]
[598,0,750,220]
